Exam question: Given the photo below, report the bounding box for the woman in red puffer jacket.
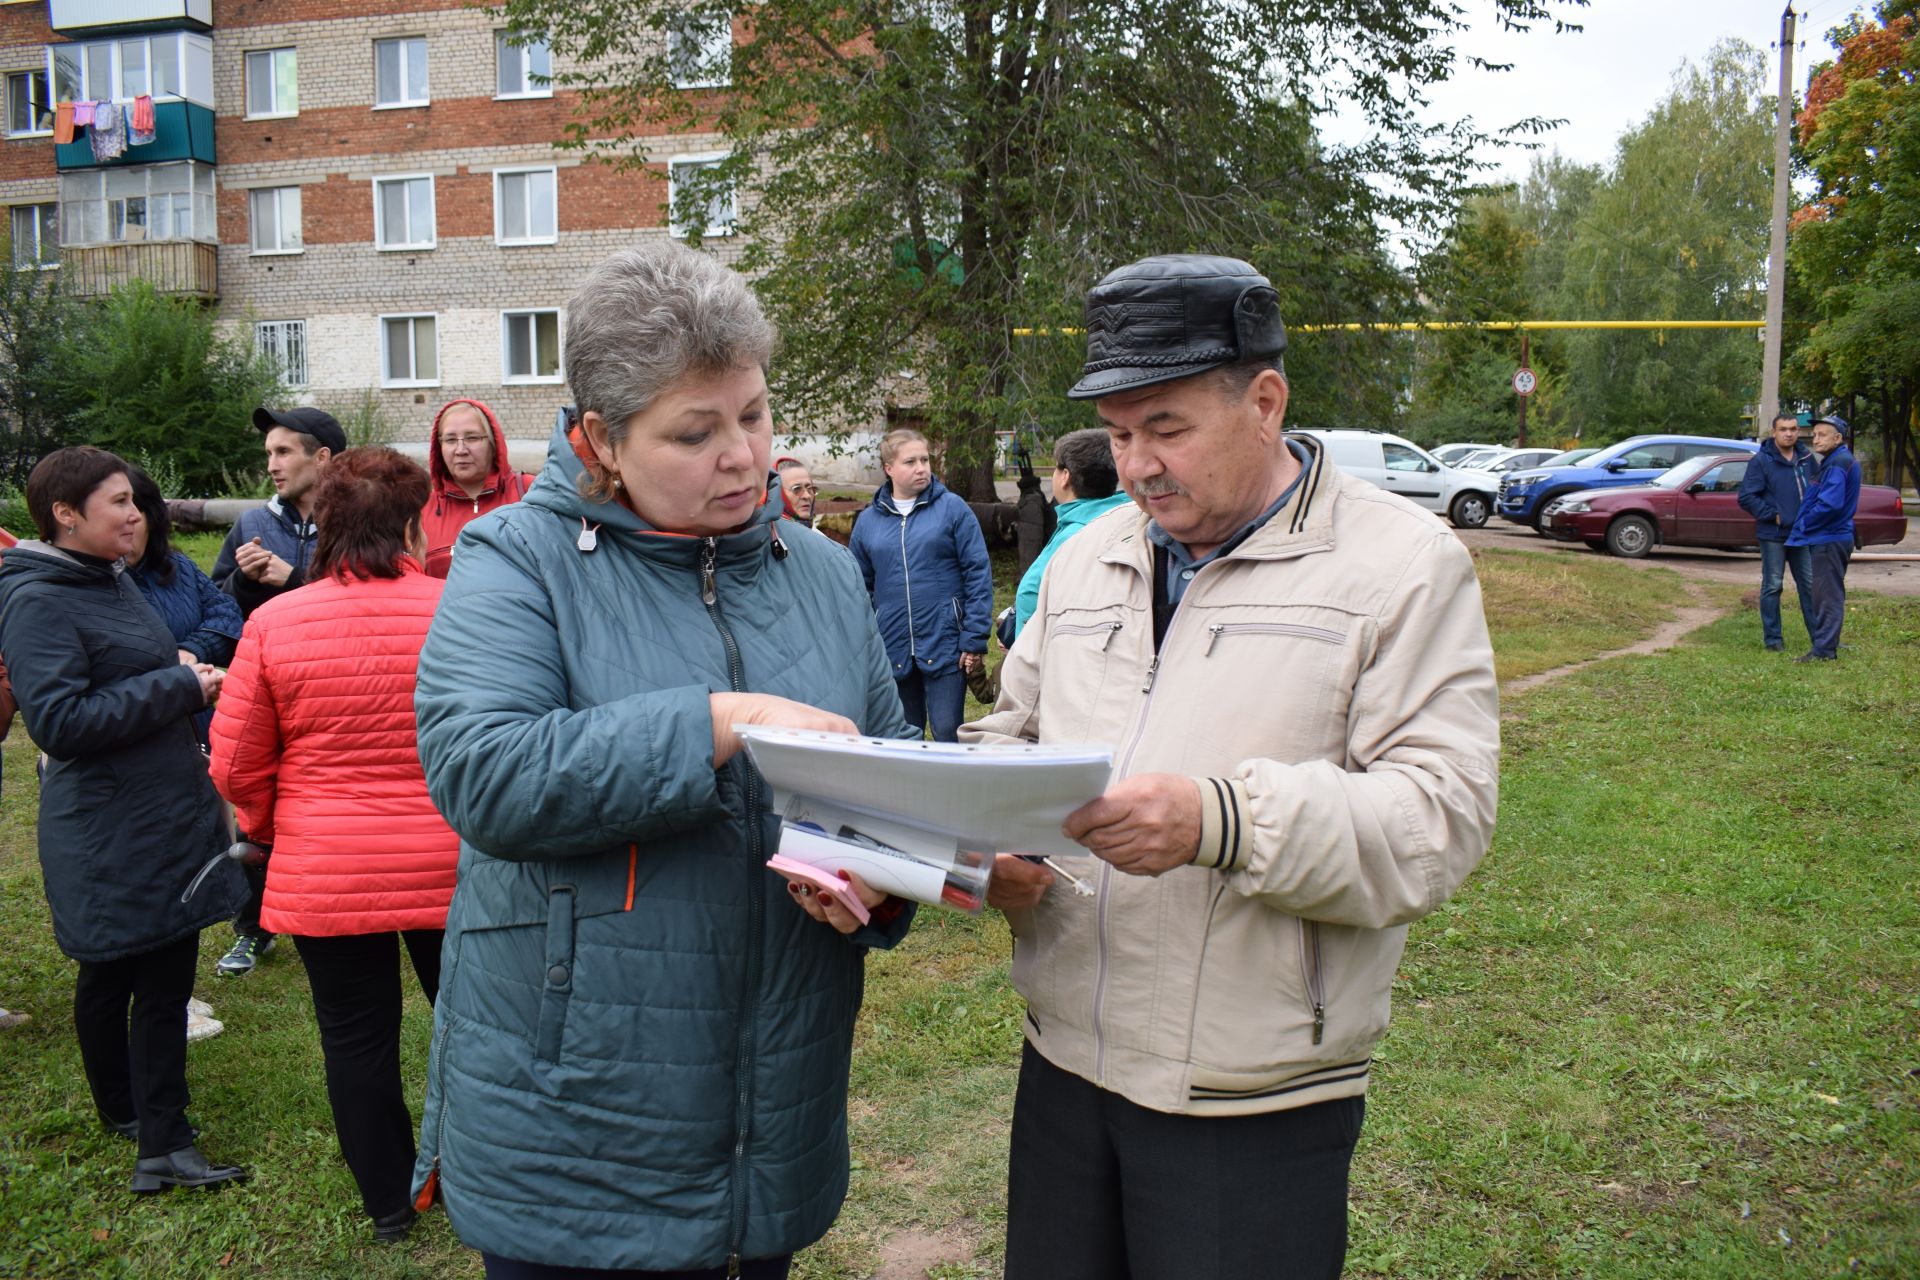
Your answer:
[209,447,458,1244]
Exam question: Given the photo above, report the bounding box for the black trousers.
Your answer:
[73,931,200,1159]
[1004,1042,1364,1280]
[232,858,270,941]
[481,1254,792,1279]
[292,929,443,1219]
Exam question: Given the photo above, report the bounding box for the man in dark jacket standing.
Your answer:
[1787,416,1862,663]
[207,405,343,976]
[849,428,994,741]
[1737,413,1820,651]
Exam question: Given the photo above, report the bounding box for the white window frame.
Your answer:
[493,165,558,246]
[59,161,217,247]
[243,47,297,119]
[372,172,436,251]
[667,10,732,90]
[10,203,58,269]
[668,151,736,238]
[255,319,308,388]
[373,35,429,109]
[379,313,440,387]
[500,308,564,384]
[494,30,552,99]
[248,185,302,255]
[47,33,194,106]
[6,68,51,137]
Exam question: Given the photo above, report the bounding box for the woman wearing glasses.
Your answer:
[420,398,537,578]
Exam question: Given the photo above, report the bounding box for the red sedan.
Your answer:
[1539,452,1909,558]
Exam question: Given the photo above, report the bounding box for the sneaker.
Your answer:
[1764,642,1784,652]
[186,1009,225,1043]
[0,1008,29,1030]
[216,935,274,977]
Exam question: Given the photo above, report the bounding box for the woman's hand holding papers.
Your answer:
[709,693,857,768]
[785,868,887,935]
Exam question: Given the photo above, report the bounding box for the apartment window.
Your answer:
[6,69,50,136]
[249,186,302,254]
[502,309,562,383]
[667,11,731,89]
[668,154,735,237]
[256,320,307,388]
[49,33,202,106]
[495,167,556,244]
[10,204,57,268]
[245,48,297,118]
[496,31,551,98]
[373,174,434,250]
[374,36,428,107]
[381,314,438,386]
[60,162,216,246]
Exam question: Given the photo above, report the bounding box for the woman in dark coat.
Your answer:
[0,446,248,1193]
[125,466,243,748]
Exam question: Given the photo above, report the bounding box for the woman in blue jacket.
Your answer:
[411,242,915,1279]
[847,429,994,740]
[125,467,243,747]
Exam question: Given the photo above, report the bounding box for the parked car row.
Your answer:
[1538,451,1909,557]
[1496,435,1761,530]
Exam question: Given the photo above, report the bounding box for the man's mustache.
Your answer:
[1129,477,1186,498]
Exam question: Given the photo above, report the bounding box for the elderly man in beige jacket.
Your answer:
[961,254,1501,1280]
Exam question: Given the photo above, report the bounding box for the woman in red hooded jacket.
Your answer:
[420,398,536,578]
[208,447,459,1243]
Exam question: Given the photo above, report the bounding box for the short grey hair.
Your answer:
[565,240,776,441]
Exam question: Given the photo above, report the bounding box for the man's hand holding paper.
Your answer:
[1062,773,1203,877]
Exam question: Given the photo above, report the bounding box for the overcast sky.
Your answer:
[1425,0,1851,182]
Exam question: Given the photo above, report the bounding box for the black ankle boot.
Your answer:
[129,1145,248,1193]
[372,1206,417,1243]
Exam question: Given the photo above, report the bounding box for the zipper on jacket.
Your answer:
[1053,620,1124,651]
[422,932,462,1207]
[702,537,765,1270]
[896,502,919,660]
[1204,621,1345,655]
[1298,919,1326,1045]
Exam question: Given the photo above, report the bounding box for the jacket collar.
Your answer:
[265,494,315,534]
[1094,434,1340,572]
[0,538,122,587]
[871,476,948,517]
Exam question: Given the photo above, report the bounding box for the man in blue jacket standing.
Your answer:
[1786,416,1862,663]
[849,428,994,740]
[1737,413,1820,651]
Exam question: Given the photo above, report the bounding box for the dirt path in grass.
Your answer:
[1503,577,1728,697]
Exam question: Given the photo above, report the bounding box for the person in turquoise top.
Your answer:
[1011,428,1134,639]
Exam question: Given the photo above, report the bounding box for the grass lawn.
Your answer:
[3,543,1914,1277]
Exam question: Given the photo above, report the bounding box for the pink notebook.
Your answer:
[767,854,871,925]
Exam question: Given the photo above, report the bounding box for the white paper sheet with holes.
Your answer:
[734,726,1114,858]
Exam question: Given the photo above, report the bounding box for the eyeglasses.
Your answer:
[787,483,818,495]
[443,435,491,449]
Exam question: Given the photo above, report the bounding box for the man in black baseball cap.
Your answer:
[207,404,343,977]
[964,253,1500,1280]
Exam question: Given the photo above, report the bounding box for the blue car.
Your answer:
[1497,434,1759,530]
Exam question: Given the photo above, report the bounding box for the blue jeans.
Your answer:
[1807,541,1852,658]
[1757,539,1816,648]
[896,665,967,742]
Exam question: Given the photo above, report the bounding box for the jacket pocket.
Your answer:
[1297,917,1327,1046]
[1203,621,1345,653]
[534,883,577,1064]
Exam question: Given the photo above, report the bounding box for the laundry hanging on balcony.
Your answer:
[129,98,156,146]
[53,101,75,144]
[89,101,127,161]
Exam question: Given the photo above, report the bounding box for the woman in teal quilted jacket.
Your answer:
[411,242,915,1279]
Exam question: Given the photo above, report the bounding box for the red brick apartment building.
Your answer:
[0,0,736,434]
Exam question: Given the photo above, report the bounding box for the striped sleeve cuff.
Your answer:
[1190,776,1251,872]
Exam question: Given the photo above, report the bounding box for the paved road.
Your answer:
[1456,518,1920,597]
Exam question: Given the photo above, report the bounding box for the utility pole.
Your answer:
[1759,2,1796,434]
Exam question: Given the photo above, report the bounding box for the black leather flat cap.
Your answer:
[1068,254,1287,400]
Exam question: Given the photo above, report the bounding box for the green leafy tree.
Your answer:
[0,235,80,487]
[505,0,1584,496]
[1789,6,1919,485]
[1554,40,1773,442]
[55,282,288,495]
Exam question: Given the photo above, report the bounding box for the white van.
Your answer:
[1291,429,1498,529]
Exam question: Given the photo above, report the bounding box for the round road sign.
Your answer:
[1512,367,1537,396]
